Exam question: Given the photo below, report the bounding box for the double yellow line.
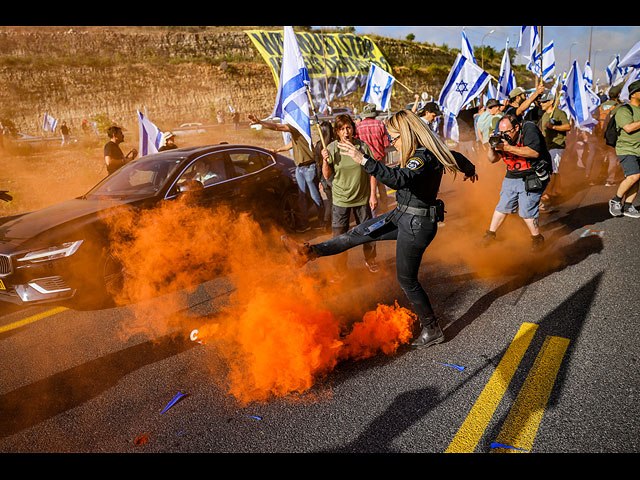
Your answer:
[446,322,569,453]
[0,306,67,335]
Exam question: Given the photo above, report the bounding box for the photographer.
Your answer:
[481,114,551,252]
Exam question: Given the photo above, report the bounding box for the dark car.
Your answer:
[0,143,303,307]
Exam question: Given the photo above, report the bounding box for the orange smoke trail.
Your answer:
[102,196,416,404]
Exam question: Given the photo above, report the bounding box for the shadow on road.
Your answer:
[0,333,196,439]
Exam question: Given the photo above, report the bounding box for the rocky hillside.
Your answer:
[0,26,534,136]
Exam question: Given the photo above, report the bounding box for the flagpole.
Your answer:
[305,86,327,150]
[539,26,544,85]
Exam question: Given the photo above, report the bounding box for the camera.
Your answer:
[489,133,507,148]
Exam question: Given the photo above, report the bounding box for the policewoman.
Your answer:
[281,110,477,348]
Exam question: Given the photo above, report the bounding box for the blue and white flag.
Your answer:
[606,55,620,85]
[527,41,555,81]
[516,26,539,61]
[619,40,640,68]
[487,80,498,100]
[439,53,490,117]
[438,53,490,142]
[137,110,163,156]
[461,30,477,64]
[361,63,395,112]
[42,113,58,132]
[563,61,599,132]
[272,26,312,149]
[497,40,516,101]
[442,111,459,143]
[583,61,594,89]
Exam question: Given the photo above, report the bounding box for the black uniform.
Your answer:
[312,146,475,321]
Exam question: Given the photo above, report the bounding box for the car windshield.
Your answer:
[85,155,184,198]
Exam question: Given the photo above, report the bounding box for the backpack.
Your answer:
[604,104,632,147]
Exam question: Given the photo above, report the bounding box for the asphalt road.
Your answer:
[1,164,639,454]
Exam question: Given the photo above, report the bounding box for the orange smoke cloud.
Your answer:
[102,194,417,404]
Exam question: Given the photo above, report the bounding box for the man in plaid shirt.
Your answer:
[356,103,391,213]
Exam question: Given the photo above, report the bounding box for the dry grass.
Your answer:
[0,123,299,218]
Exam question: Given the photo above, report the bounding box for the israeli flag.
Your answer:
[442,110,459,143]
[527,41,555,81]
[606,56,620,85]
[516,26,539,61]
[619,40,640,68]
[42,113,58,132]
[461,30,477,64]
[563,61,599,132]
[583,61,594,89]
[361,63,395,112]
[137,110,163,156]
[272,26,312,148]
[487,80,498,100]
[439,53,490,117]
[497,40,516,101]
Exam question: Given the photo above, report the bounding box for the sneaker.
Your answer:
[623,205,640,218]
[365,260,379,273]
[531,234,545,252]
[609,199,623,217]
[480,230,496,247]
[281,235,317,267]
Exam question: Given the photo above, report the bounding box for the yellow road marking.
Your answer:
[445,322,538,453]
[491,335,570,453]
[0,306,68,334]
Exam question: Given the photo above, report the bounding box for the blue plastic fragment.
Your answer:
[161,392,188,415]
[490,442,528,452]
[248,415,262,420]
[440,363,465,371]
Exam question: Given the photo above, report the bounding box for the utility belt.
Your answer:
[398,199,445,223]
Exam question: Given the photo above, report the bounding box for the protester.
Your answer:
[476,99,503,148]
[586,83,623,186]
[313,121,335,232]
[248,113,324,232]
[539,92,570,203]
[481,113,551,252]
[609,80,640,218]
[356,103,391,213]
[104,126,137,175]
[60,121,71,146]
[281,110,477,348]
[504,84,545,121]
[416,101,444,139]
[321,113,379,273]
[159,131,178,151]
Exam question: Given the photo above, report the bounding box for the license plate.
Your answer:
[0,279,5,290]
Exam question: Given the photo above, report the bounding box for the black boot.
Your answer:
[411,315,444,347]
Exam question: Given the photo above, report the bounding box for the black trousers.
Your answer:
[312,208,438,319]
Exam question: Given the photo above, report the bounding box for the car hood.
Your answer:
[0,196,145,246]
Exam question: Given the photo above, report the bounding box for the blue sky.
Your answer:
[320,26,640,86]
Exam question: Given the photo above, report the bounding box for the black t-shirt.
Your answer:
[104,141,124,160]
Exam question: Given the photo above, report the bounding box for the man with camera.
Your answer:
[481,113,552,252]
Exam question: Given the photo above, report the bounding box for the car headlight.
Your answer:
[17,240,84,264]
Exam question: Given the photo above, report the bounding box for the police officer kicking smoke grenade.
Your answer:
[281,110,477,348]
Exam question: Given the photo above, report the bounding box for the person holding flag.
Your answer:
[248,26,323,233]
[104,126,137,175]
